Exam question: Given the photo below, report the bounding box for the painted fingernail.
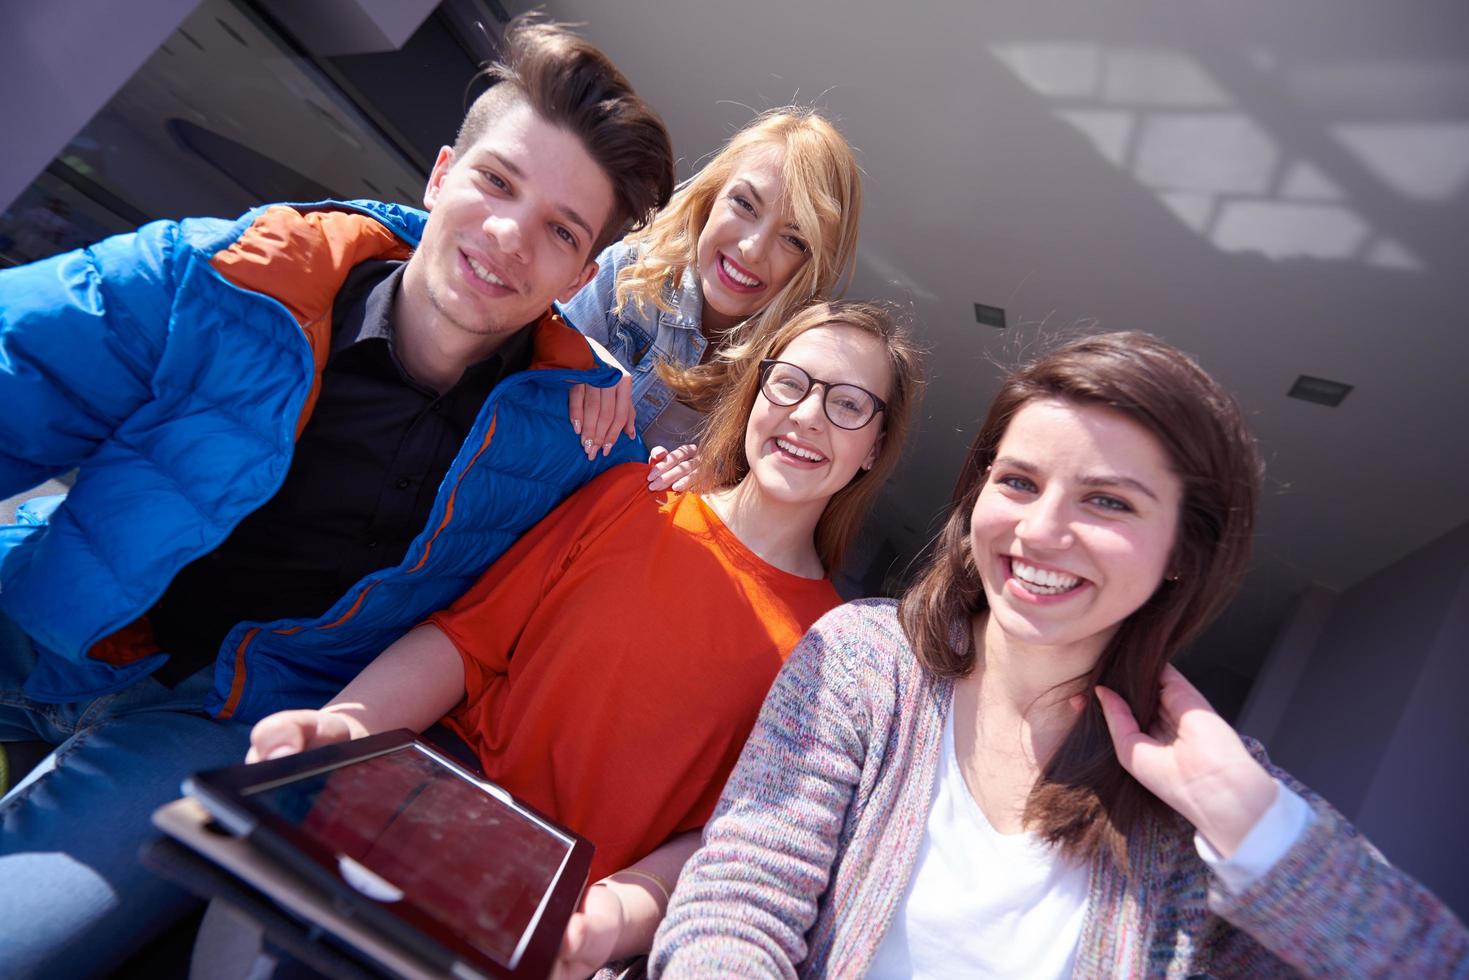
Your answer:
[573,420,581,435]
[582,437,594,450]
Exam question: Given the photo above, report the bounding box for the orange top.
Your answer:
[436,463,840,881]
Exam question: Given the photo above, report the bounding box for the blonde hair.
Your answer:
[693,301,924,572]
[615,108,863,411]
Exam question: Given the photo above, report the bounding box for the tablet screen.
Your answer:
[245,743,571,968]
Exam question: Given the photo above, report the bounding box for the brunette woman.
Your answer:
[651,332,1468,977]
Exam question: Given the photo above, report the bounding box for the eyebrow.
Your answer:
[732,178,764,208]
[485,151,596,242]
[992,456,1160,502]
[734,178,806,236]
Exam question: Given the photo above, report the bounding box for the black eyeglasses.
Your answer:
[757,359,887,430]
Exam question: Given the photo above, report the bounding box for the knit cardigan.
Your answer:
[650,599,1469,978]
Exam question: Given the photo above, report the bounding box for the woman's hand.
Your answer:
[245,709,361,764]
[551,884,624,980]
[570,337,636,460]
[1097,664,1277,858]
[648,444,699,492]
[569,376,635,460]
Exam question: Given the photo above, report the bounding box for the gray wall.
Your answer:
[1,0,200,212]
[1238,521,1469,918]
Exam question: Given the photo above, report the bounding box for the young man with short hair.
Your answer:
[0,18,673,973]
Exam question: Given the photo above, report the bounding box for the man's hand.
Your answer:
[569,375,635,460]
[245,709,360,764]
[648,444,699,492]
[550,884,624,980]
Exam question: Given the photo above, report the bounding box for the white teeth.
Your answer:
[1010,559,1081,595]
[775,437,825,462]
[466,256,506,287]
[721,255,761,287]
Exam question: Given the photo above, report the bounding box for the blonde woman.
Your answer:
[562,107,862,481]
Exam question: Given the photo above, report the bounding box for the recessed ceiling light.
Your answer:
[974,302,1007,329]
[1287,374,1353,407]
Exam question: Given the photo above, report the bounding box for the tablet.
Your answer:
[184,730,592,979]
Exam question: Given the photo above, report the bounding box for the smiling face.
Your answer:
[403,99,615,344]
[695,149,813,333]
[742,323,889,509]
[970,398,1183,660]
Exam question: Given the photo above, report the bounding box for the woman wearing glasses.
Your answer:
[247,300,923,977]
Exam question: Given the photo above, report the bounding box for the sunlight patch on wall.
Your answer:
[1278,161,1344,202]
[1214,201,1368,261]
[1157,191,1214,233]
[1134,113,1277,195]
[991,42,1101,99]
[990,43,1432,273]
[1099,48,1231,108]
[1332,123,1469,202]
[1365,237,1423,271]
[1053,109,1132,166]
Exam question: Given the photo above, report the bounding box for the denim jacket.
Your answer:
[558,240,707,437]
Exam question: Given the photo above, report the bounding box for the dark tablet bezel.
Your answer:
[184,729,592,980]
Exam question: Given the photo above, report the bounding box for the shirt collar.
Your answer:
[333,259,403,352]
[334,259,534,389]
[469,316,534,381]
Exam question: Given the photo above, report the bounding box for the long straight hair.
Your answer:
[615,107,863,412]
[693,301,923,573]
[898,332,1261,867]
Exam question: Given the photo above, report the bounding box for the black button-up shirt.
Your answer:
[149,260,533,685]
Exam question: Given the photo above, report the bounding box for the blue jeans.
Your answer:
[0,613,252,978]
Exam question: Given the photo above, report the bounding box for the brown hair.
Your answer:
[619,108,862,412]
[693,301,923,572]
[454,16,675,256]
[898,331,1262,866]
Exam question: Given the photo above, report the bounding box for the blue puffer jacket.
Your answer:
[0,200,643,722]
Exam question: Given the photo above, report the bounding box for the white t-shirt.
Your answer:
[868,700,1313,978]
[868,705,1089,978]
